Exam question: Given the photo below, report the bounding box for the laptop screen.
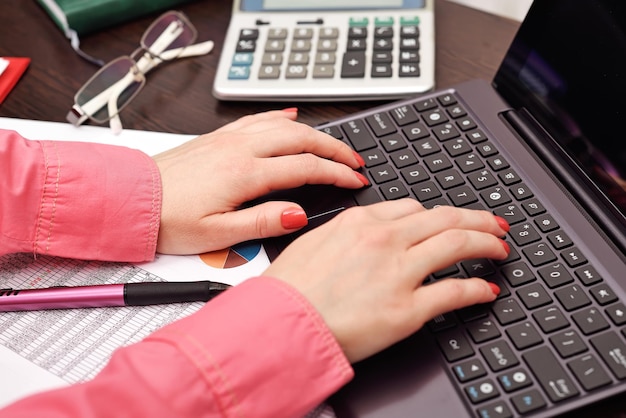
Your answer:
[493,0,626,231]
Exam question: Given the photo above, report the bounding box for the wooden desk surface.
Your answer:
[1,1,625,416]
[0,0,517,134]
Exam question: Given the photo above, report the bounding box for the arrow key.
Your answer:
[477,400,513,418]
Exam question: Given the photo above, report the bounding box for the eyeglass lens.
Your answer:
[75,57,145,123]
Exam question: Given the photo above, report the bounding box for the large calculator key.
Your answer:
[590,331,626,379]
[340,119,376,151]
[341,51,366,77]
[523,346,580,403]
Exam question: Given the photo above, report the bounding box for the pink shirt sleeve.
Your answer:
[0,129,161,262]
[0,277,354,418]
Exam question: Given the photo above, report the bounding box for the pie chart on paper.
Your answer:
[199,242,262,269]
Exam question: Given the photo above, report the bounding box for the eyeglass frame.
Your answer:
[66,11,213,133]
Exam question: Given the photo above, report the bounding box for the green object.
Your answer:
[36,0,195,36]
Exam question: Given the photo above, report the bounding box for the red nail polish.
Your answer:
[353,151,366,167]
[488,282,501,296]
[494,215,510,232]
[355,172,370,186]
[500,239,510,254]
[281,208,308,229]
[282,107,298,113]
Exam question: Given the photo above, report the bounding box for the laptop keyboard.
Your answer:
[307,92,626,417]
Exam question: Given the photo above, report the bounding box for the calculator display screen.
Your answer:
[240,0,425,11]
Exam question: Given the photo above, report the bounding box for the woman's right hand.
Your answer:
[263,199,510,363]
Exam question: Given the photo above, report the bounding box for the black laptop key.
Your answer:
[533,306,570,333]
[480,340,519,372]
[522,242,557,266]
[497,367,533,393]
[590,331,626,380]
[550,329,588,358]
[479,186,512,208]
[589,283,618,305]
[506,321,543,350]
[517,282,552,310]
[453,358,487,383]
[464,378,499,404]
[538,262,573,289]
[341,119,376,151]
[523,346,580,403]
[380,180,409,200]
[554,285,591,311]
[369,163,397,184]
[575,265,603,286]
[467,317,501,343]
[567,354,612,391]
[492,298,526,325]
[510,389,547,415]
[365,112,396,137]
[477,400,513,418]
[572,307,610,335]
[436,328,474,362]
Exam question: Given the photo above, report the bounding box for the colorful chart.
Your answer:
[199,242,261,269]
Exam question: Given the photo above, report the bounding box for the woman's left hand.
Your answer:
[153,109,367,255]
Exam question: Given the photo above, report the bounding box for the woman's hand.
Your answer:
[264,200,510,363]
[153,109,367,255]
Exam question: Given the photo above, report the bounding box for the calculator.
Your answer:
[212,0,434,101]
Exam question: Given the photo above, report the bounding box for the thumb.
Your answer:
[217,201,308,243]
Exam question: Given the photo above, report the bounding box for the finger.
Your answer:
[405,229,509,282]
[359,198,426,221]
[243,118,362,169]
[395,205,508,246]
[215,109,299,134]
[411,278,499,328]
[200,201,310,247]
[252,153,369,192]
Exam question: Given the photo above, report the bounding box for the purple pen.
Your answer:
[0,281,230,312]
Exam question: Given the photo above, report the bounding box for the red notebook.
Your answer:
[0,57,30,104]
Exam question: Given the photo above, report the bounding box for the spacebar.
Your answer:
[523,346,579,403]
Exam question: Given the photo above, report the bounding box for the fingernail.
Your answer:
[281,207,308,229]
[282,107,298,113]
[488,282,501,296]
[355,172,370,186]
[494,215,510,232]
[500,239,510,254]
[353,151,366,167]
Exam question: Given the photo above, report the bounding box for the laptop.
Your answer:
[255,0,626,416]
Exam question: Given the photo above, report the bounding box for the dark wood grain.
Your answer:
[2,1,626,415]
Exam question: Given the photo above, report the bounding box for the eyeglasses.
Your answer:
[66,11,214,134]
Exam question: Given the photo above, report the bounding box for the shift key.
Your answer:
[341,119,377,151]
[523,346,579,403]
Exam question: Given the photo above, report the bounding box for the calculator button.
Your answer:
[348,25,368,36]
[312,65,334,78]
[291,39,312,52]
[400,37,420,51]
[228,66,250,80]
[236,39,256,52]
[258,65,280,79]
[288,52,309,65]
[315,52,336,64]
[373,38,393,51]
[372,51,392,63]
[285,65,307,79]
[293,28,313,39]
[371,64,392,77]
[232,53,253,66]
[239,28,259,40]
[262,52,282,65]
[374,26,393,38]
[264,39,285,52]
[267,28,287,39]
[319,27,339,39]
[399,50,419,63]
[341,52,366,78]
[317,39,338,52]
[347,38,367,51]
